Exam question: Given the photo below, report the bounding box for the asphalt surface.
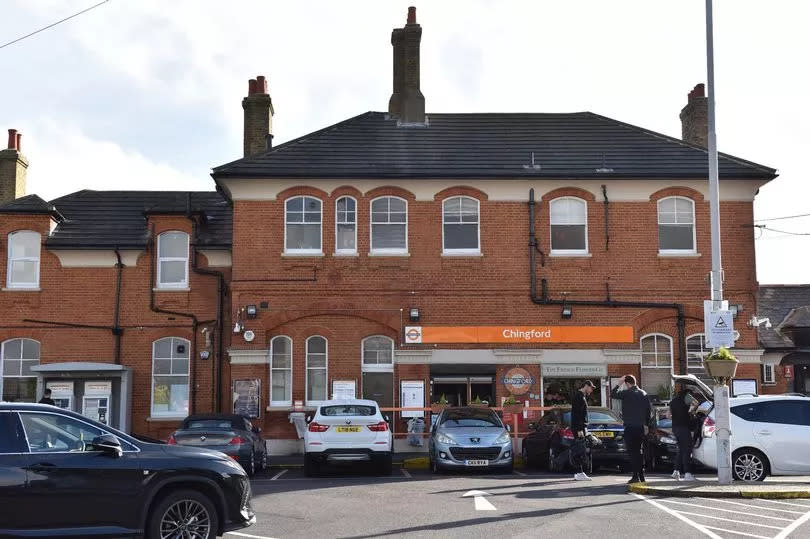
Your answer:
[224,468,810,539]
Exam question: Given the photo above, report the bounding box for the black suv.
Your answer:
[0,403,255,538]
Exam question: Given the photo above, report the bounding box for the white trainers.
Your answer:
[683,473,697,481]
[574,472,592,481]
[671,470,681,481]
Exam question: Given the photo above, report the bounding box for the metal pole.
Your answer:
[706,0,732,485]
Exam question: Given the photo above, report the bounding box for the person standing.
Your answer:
[611,375,651,484]
[669,387,696,481]
[38,388,55,406]
[571,380,596,481]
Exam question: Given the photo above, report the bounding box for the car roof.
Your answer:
[731,395,810,404]
[0,402,63,412]
[184,414,248,422]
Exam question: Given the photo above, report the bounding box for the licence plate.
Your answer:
[465,459,489,466]
[335,426,362,433]
[592,431,615,438]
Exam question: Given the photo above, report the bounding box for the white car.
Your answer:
[676,375,810,481]
[303,399,392,476]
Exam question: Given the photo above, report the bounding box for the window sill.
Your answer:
[761,382,777,386]
[549,252,592,258]
[2,287,41,292]
[658,252,701,258]
[441,251,483,257]
[146,416,185,422]
[368,252,410,257]
[282,252,324,258]
[333,252,359,257]
[153,287,190,292]
[266,405,316,412]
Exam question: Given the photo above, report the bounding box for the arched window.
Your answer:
[361,336,395,408]
[370,196,407,254]
[335,196,357,254]
[270,336,293,406]
[658,196,696,253]
[157,231,189,288]
[306,336,328,405]
[640,334,673,398]
[1,338,40,402]
[285,196,322,254]
[151,337,190,417]
[7,230,41,289]
[686,334,709,371]
[550,197,588,254]
[442,196,480,254]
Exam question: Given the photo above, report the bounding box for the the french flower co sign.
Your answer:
[541,364,608,378]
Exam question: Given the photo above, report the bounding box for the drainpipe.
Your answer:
[602,185,610,251]
[113,248,124,364]
[528,189,687,375]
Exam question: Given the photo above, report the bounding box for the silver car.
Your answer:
[429,407,514,473]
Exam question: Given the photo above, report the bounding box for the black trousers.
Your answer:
[624,425,645,479]
[673,425,693,474]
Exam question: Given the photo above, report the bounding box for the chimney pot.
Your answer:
[680,82,708,147]
[257,75,267,94]
[7,129,17,150]
[388,8,425,124]
[248,78,258,95]
[15,133,21,153]
[407,6,416,24]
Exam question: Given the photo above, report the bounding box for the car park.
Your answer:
[429,406,514,473]
[303,399,392,476]
[522,407,628,472]
[0,403,255,538]
[168,413,268,476]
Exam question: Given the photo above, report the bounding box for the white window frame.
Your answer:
[0,338,40,402]
[361,335,395,373]
[156,231,189,289]
[657,196,697,255]
[305,336,328,406]
[269,335,293,407]
[284,196,323,255]
[686,333,709,370]
[370,196,408,255]
[549,197,589,255]
[335,196,357,255]
[442,196,480,255]
[6,230,41,289]
[150,337,191,418]
[762,363,776,385]
[640,333,674,369]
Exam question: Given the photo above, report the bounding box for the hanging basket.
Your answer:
[704,359,739,384]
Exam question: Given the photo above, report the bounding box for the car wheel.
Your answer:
[521,445,531,468]
[259,451,268,471]
[246,452,256,476]
[147,489,219,539]
[304,454,320,477]
[431,455,443,474]
[732,448,769,482]
[498,461,514,474]
[376,453,393,476]
[548,447,557,473]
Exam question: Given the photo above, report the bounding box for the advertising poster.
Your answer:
[233,379,261,418]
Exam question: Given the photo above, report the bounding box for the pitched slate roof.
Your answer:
[212,112,777,180]
[45,190,231,249]
[758,285,810,349]
[0,194,61,217]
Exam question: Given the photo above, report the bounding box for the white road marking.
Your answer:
[226,532,279,539]
[696,497,806,515]
[774,504,810,539]
[462,490,497,511]
[701,526,771,539]
[659,499,793,521]
[754,498,810,509]
[632,494,722,538]
[270,469,288,481]
[670,510,783,530]
[401,468,412,478]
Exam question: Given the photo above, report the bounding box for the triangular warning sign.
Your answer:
[714,316,728,328]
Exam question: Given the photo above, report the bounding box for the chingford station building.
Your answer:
[0,8,780,452]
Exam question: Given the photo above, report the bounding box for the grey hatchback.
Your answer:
[169,414,268,476]
[429,407,514,473]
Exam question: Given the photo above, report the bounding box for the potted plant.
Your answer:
[501,395,524,413]
[469,395,488,408]
[704,347,739,384]
[431,394,449,413]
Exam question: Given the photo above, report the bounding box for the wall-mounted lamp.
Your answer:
[246,304,258,319]
[561,303,573,319]
[409,307,421,323]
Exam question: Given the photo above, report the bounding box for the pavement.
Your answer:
[223,468,810,539]
[630,478,810,499]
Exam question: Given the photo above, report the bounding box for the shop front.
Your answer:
[541,363,608,407]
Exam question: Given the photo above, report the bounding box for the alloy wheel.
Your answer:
[734,452,765,481]
[159,499,211,539]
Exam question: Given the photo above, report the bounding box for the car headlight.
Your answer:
[436,432,457,445]
[495,432,511,445]
[660,436,677,445]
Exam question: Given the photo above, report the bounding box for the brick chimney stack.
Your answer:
[680,83,708,147]
[242,75,274,157]
[388,7,425,124]
[0,128,28,204]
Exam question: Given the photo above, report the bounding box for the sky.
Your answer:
[1,0,809,285]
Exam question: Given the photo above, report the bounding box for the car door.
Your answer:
[19,410,144,533]
[534,411,560,457]
[0,411,36,533]
[751,400,810,473]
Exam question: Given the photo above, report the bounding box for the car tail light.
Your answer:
[560,427,574,440]
[167,434,177,445]
[229,436,247,445]
[308,422,330,433]
[703,416,716,438]
[367,421,389,432]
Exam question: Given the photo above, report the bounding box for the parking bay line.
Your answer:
[774,505,810,539]
[270,469,288,481]
[695,497,807,515]
[668,510,783,530]
[401,468,412,478]
[658,499,793,522]
[226,532,279,539]
[700,526,772,539]
[632,494,722,539]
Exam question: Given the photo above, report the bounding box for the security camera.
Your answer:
[764,319,772,329]
[748,316,772,329]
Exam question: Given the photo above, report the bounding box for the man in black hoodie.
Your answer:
[571,380,596,481]
[669,387,696,481]
[611,375,652,484]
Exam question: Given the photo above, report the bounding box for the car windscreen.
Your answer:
[320,405,377,417]
[185,419,236,430]
[441,410,502,428]
[562,410,620,424]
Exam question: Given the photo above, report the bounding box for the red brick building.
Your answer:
[0,9,779,452]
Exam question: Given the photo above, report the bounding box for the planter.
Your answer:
[704,359,739,383]
[468,403,489,409]
[502,405,525,414]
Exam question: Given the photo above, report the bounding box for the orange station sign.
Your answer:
[403,326,634,344]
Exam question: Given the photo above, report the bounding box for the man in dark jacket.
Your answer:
[38,388,55,406]
[669,387,696,481]
[611,375,652,484]
[571,380,596,481]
